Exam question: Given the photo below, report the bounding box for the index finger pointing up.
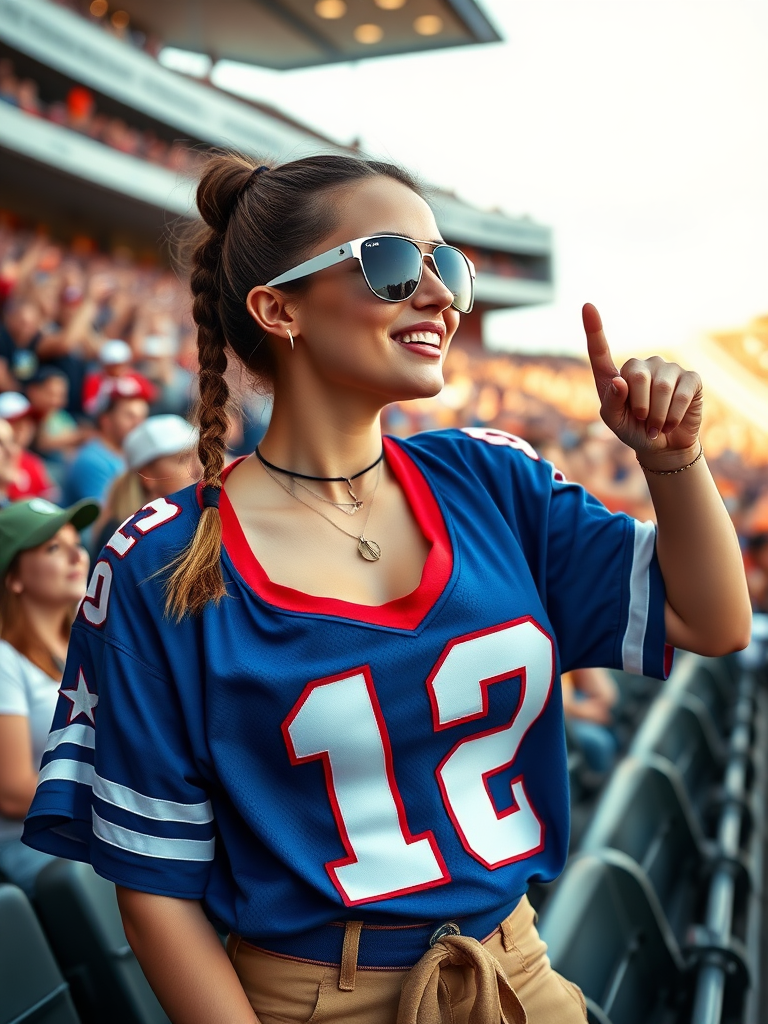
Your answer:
[582,302,620,397]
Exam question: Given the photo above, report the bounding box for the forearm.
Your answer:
[642,448,751,655]
[116,888,256,1024]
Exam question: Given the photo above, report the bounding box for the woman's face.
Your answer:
[267,176,462,405]
[9,524,89,607]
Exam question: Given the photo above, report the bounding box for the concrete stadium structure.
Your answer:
[0,0,554,346]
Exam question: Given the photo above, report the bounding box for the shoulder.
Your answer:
[393,427,561,483]
[0,639,37,692]
[0,638,25,674]
[93,482,200,577]
[81,483,201,637]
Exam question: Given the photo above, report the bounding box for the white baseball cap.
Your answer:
[123,415,198,471]
[0,392,32,422]
[99,339,133,366]
[141,335,178,358]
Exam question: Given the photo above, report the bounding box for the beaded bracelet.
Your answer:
[638,443,704,476]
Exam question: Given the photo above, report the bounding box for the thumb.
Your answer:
[601,374,629,427]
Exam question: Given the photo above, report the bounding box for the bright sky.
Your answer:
[208,0,768,359]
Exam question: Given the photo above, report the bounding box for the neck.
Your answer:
[261,368,387,483]
[99,433,121,454]
[18,599,70,661]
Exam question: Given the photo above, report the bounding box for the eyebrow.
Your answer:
[370,231,445,245]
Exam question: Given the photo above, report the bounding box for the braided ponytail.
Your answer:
[164,159,248,619]
[164,150,423,618]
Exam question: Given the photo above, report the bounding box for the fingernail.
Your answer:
[610,382,620,395]
[648,427,659,440]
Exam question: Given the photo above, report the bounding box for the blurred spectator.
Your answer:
[0,496,98,894]
[0,393,55,502]
[562,667,620,773]
[62,379,149,505]
[82,338,155,417]
[0,296,49,389]
[137,334,194,417]
[0,419,18,509]
[25,367,90,483]
[91,414,199,552]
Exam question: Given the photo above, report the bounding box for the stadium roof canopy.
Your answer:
[114,0,501,69]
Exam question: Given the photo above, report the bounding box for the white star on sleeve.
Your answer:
[60,668,99,725]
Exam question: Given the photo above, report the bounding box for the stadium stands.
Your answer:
[0,882,81,1024]
[540,631,768,1024]
[34,860,169,1024]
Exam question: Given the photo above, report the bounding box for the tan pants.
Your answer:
[227,896,587,1024]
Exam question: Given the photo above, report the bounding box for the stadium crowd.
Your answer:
[0,57,204,179]
[1,219,767,577]
[0,220,767,895]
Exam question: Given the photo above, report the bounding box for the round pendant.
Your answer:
[358,537,381,561]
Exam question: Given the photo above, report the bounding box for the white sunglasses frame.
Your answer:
[266,235,476,313]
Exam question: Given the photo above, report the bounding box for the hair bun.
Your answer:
[196,154,265,235]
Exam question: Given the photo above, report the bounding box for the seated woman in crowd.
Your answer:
[0,497,98,895]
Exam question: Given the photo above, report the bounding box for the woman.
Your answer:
[0,497,97,895]
[23,154,751,1024]
[90,413,199,554]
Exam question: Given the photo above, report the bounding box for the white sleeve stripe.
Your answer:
[37,759,213,826]
[38,758,95,787]
[92,775,213,824]
[622,519,657,675]
[44,723,96,754]
[92,809,215,862]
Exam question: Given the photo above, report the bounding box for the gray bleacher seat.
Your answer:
[0,883,81,1024]
[665,660,734,739]
[539,849,688,1024]
[34,860,169,1024]
[630,694,724,834]
[579,753,709,944]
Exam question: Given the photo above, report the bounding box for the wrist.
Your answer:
[636,441,703,475]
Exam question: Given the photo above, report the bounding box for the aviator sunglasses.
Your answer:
[267,234,476,313]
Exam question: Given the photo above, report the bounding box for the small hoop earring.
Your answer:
[287,329,294,352]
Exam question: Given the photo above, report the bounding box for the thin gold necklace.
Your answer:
[261,460,383,561]
[290,474,363,515]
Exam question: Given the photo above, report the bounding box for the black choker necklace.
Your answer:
[254,446,384,483]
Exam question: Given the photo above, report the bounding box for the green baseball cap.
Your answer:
[0,497,100,580]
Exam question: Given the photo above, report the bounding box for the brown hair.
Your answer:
[1,557,73,679]
[91,468,147,547]
[165,152,422,620]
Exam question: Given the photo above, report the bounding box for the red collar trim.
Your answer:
[204,438,452,629]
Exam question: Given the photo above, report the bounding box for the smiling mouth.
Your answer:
[396,331,442,347]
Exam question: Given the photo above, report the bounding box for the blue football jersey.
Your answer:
[24,428,670,944]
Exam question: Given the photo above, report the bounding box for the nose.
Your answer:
[413,255,455,312]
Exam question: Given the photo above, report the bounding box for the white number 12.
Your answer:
[283,618,554,906]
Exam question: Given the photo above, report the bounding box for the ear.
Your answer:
[246,286,300,341]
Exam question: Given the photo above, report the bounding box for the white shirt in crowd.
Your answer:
[0,638,60,843]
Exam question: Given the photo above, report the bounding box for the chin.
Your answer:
[390,369,445,403]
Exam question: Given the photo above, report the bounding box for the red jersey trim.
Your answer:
[204,438,453,629]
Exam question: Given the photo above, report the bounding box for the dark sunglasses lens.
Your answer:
[360,237,421,301]
[433,246,473,312]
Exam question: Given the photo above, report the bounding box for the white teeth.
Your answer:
[399,331,441,346]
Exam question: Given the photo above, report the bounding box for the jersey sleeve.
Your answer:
[450,428,671,679]
[542,470,671,678]
[22,508,215,898]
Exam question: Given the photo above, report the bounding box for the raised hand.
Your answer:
[582,303,702,463]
